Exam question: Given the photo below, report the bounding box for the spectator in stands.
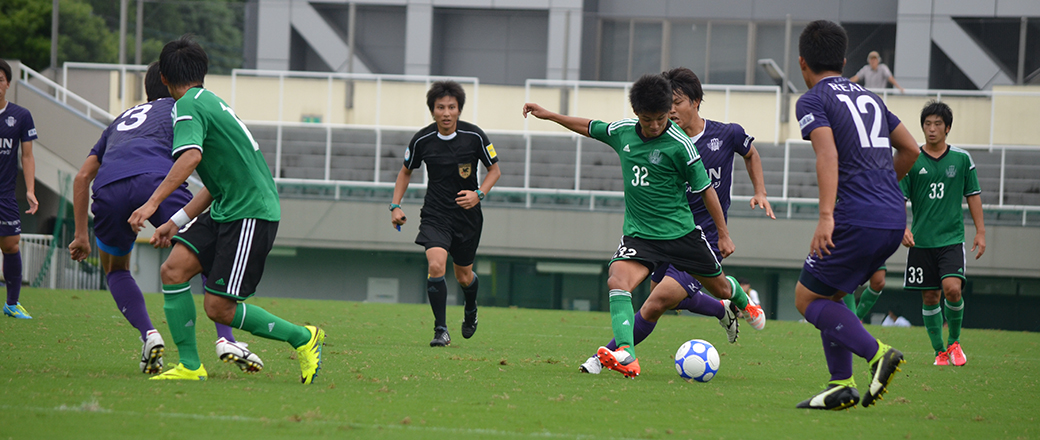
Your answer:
[881,308,912,327]
[850,51,905,93]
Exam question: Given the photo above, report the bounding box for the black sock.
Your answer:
[427,276,447,328]
[462,274,479,313]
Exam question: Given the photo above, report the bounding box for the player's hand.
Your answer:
[810,216,835,258]
[522,103,550,119]
[391,207,407,229]
[456,190,480,210]
[972,231,986,259]
[150,221,178,248]
[129,203,158,233]
[750,193,775,219]
[901,227,915,248]
[68,235,91,262]
[25,192,38,214]
[718,235,736,258]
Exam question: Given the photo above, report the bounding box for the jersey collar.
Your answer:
[437,131,457,141]
[635,119,673,143]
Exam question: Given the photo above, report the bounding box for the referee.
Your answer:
[390,81,501,347]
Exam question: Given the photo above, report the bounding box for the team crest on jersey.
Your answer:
[458,163,472,178]
[4,117,14,127]
[946,165,957,178]
[648,149,663,165]
[708,138,722,151]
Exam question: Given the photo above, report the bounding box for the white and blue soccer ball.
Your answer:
[674,339,720,382]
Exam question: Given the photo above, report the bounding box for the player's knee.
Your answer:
[204,302,235,325]
[943,287,962,302]
[427,262,446,278]
[1,243,19,254]
[922,290,942,305]
[871,279,885,292]
[160,261,192,285]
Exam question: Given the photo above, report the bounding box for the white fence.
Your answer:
[1,234,104,291]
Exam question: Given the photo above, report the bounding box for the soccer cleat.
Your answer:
[797,383,861,410]
[947,341,967,366]
[596,346,640,378]
[461,308,478,339]
[579,355,603,374]
[933,351,950,366]
[740,302,766,330]
[149,363,207,381]
[3,303,32,319]
[297,325,325,384]
[140,330,165,374]
[719,300,740,343]
[862,343,904,407]
[430,326,451,347]
[216,337,264,373]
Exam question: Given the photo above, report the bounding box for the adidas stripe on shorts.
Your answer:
[172,211,278,299]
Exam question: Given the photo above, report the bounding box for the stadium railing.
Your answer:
[19,64,115,124]
[5,234,104,291]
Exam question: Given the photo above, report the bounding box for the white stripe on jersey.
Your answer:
[457,129,493,164]
[666,124,700,164]
[174,115,193,124]
[607,119,637,136]
[228,219,256,296]
[194,88,206,99]
[407,131,438,169]
[949,146,976,169]
[172,144,202,156]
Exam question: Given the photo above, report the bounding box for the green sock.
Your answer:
[922,303,945,355]
[231,303,312,348]
[608,289,635,357]
[945,298,964,344]
[162,283,201,370]
[725,276,749,310]
[856,287,882,321]
[842,294,856,312]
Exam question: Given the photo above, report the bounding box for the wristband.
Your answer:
[389,203,402,212]
[475,189,485,200]
[171,209,191,228]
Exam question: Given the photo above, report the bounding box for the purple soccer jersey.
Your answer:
[89,97,177,191]
[0,102,38,200]
[796,76,905,230]
[683,119,753,256]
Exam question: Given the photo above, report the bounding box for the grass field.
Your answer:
[1,287,1038,439]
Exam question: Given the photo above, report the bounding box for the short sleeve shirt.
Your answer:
[89,98,177,191]
[684,119,753,243]
[899,145,981,248]
[588,119,711,240]
[172,87,280,223]
[855,64,893,89]
[0,103,37,199]
[796,76,906,230]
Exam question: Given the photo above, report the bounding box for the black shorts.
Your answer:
[415,220,482,267]
[903,243,966,291]
[610,228,722,278]
[172,211,278,300]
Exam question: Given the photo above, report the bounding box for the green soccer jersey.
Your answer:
[172,87,280,223]
[899,145,981,248]
[588,119,711,240]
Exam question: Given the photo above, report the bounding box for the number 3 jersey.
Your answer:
[796,76,905,230]
[89,97,177,192]
[172,87,279,223]
[899,146,980,248]
[588,119,711,241]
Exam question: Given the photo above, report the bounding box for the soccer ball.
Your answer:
[674,339,720,382]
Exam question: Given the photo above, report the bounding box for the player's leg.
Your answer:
[151,242,207,380]
[450,228,481,340]
[939,245,967,365]
[425,247,451,346]
[841,292,856,312]
[101,251,166,373]
[1,233,30,319]
[697,273,764,330]
[856,268,886,322]
[596,259,649,378]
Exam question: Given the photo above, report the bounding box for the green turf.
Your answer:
[1,287,1038,439]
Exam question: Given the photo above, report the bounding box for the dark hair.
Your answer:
[159,35,208,88]
[0,59,11,83]
[920,100,953,128]
[629,74,673,115]
[662,67,704,105]
[799,20,847,74]
[144,62,171,101]
[426,80,466,112]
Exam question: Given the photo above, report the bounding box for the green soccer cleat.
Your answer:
[297,325,325,384]
[862,343,904,407]
[3,303,32,319]
[797,382,860,410]
[149,363,207,381]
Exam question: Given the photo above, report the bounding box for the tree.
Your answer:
[0,0,117,71]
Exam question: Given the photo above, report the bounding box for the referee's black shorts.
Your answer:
[415,220,483,267]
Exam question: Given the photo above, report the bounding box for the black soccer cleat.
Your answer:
[430,326,451,347]
[797,384,860,410]
[461,308,478,339]
[862,345,905,407]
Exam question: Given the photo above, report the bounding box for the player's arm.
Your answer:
[522,103,591,137]
[129,149,201,233]
[966,193,986,259]
[458,163,502,210]
[886,70,905,93]
[849,74,860,83]
[20,140,37,214]
[888,123,919,180]
[390,165,412,228]
[808,127,838,257]
[150,187,211,249]
[741,144,774,219]
[68,155,100,261]
[700,186,735,258]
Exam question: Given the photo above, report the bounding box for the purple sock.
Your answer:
[675,292,725,319]
[4,251,22,305]
[821,331,854,382]
[605,311,656,351]
[107,270,153,338]
[804,299,880,360]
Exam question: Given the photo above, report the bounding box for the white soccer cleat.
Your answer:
[216,337,264,373]
[140,329,165,374]
[579,355,603,374]
[719,300,740,343]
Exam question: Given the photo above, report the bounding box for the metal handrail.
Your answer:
[18,64,115,123]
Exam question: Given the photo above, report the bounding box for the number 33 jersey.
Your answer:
[899,146,981,248]
[796,76,905,230]
[90,97,177,192]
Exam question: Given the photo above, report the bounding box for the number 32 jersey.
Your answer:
[796,76,905,230]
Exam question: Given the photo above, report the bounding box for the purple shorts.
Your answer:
[650,263,704,298]
[800,225,902,295]
[91,174,192,256]
[0,197,21,236]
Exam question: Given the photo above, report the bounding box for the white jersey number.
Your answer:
[218,101,260,151]
[928,182,945,199]
[116,104,152,132]
[631,166,649,187]
[906,266,925,284]
[836,94,890,149]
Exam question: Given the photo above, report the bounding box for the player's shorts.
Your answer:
[415,220,483,267]
[799,225,903,296]
[91,174,192,256]
[611,228,722,278]
[650,263,704,297]
[903,243,966,290]
[173,211,278,300]
[0,197,21,236]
